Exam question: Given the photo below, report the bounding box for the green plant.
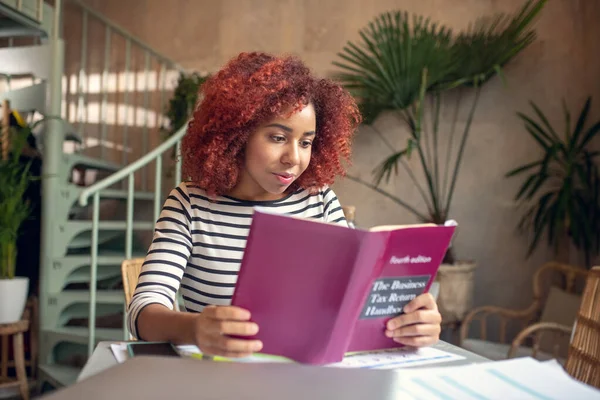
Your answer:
[161,72,210,178]
[0,125,34,279]
[332,0,546,264]
[162,72,210,141]
[506,97,600,268]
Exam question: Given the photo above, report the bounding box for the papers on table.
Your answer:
[330,346,465,369]
[109,343,128,363]
[390,357,600,400]
[110,343,464,369]
[176,345,466,369]
[109,343,204,364]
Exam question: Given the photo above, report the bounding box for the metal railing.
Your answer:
[0,0,45,23]
[65,0,188,356]
[0,0,52,43]
[70,0,186,190]
[78,123,186,356]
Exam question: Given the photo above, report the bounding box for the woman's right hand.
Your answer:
[192,305,263,358]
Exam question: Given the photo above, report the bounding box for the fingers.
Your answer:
[386,309,442,331]
[205,320,259,337]
[203,305,260,337]
[384,299,442,349]
[393,335,439,347]
[198,334,263,358]
[202,347,255,359]
[403,293,438,313]
[194,305,263,358]
[212,335,263,353]
[385,320,440,338]
[202,305,252,321]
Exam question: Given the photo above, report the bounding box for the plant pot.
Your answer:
[0,277,29,324]
[434,261,476,324]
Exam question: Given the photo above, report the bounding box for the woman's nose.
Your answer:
[281,143,300,166]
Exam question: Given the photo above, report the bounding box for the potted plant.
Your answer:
[332,0,547,323]
[0,107,35,324]
[161,71,210,141]
[506,97,600,268]
[160,71,210,177]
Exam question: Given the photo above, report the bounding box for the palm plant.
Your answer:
[507,97,600,268]
[0,125,33,279]
[332,0,546,264]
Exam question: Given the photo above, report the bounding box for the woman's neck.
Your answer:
[226,186,288,202]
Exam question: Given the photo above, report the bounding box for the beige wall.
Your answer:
[65,0,600,312]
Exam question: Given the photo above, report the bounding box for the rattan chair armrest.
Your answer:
[508,322,572,359]
[459,305,538,344]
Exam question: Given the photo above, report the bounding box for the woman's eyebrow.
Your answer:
[265,123,292,133]
[265,123,316,137]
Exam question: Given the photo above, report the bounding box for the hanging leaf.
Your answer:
[373,149,410,185]
[508,98,600,267]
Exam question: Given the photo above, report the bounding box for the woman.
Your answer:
[127,52,442,358]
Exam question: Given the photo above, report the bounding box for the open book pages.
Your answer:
[370,219,458,232]
[254,205,459,231]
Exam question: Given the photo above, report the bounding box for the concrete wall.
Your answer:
[63,0,600,312]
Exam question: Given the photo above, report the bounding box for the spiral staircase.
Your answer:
[0,0,188,390]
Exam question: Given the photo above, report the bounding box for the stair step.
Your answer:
[0,43,51,78]
[67,230,122,250]
[64,267,122,287]
[0,20,44,38]
[38,363,80,389]
[48,251,147,293]
[44,326,123,345]
[68,189,156,219]
[67,220,155,231]
[44,291,125,328]
[67,187,157,223]
[0,81,47,113]
[63,153,121,173]
[62,269,123,293]
[0,2,50,41]
[100,189,155,201]
[60,249,147,265]
[56,290,125,305]
[66,221,154,250]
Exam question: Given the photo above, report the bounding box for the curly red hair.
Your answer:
[182,52,362,197]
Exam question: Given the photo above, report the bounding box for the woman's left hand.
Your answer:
[385,293,442,347]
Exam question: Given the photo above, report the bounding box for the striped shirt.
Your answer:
[127,181,348,339]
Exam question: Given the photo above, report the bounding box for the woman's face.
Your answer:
[229,103,316,201]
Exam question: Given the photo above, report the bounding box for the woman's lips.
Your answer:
[274,173,294,185]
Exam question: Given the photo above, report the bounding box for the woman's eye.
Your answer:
[301,140,313,148]
[271,135,286,143]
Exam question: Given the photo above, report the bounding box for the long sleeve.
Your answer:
[322,186,349,227]
[126,182,193,339]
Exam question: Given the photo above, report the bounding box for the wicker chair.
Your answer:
[564,266,600,388]
[121,258,146,307]
[121,258,145,341]
[121,257,183,340]
[459,262,589,363]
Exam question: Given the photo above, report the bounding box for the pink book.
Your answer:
[230,209,456,365]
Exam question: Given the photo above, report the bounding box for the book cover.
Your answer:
[230,210,456,364]
[346,225,456,353]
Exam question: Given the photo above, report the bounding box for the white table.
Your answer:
[78,340,489,382]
